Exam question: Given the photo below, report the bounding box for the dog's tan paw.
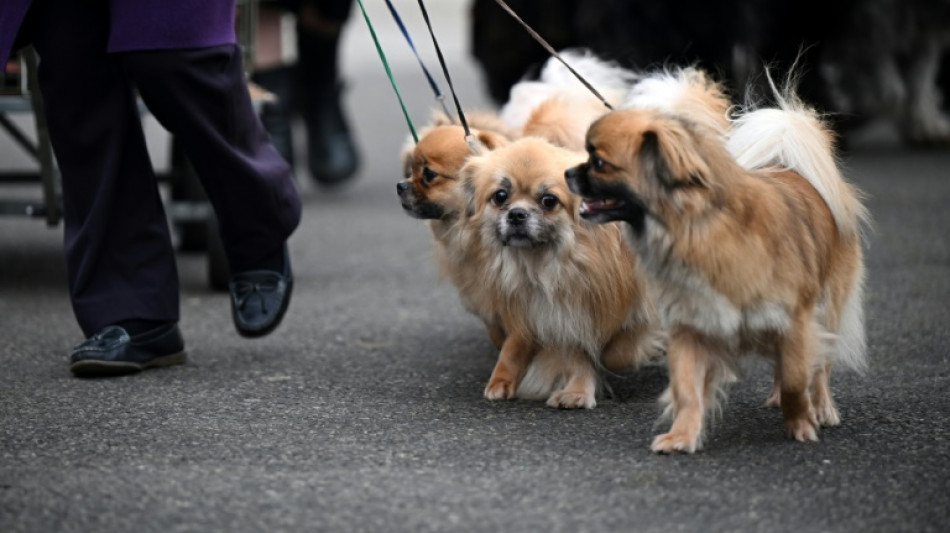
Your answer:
[545,390,596,410]
[814,403,841,427]
[651,431,700,454]
[484,378,517,400]
[786,416,820,442]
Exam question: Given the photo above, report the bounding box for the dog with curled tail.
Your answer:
[566,80,868,452]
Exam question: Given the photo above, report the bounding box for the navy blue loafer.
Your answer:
[229,246,293,338]
[69,323,186,377]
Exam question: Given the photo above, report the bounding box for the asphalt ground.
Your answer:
[2,2,949,531]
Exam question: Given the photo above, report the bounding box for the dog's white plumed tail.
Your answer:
[727,77,870,238]
[500,81,558,133]
[837,260,868,374]
[537,48,638,103]
[500,49,637,131]
[622,67,731,135]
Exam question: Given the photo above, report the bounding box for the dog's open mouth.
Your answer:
[579,197,623,215]
[578,193,648,234]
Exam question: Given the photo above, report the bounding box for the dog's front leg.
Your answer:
[651,328,710,454]
[484,333,536,400]
[546,348,597,409]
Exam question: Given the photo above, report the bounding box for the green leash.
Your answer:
[355,0,419,143]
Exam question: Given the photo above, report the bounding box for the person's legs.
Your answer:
[297,0,359,185]
[31,0,180,338]
[252,3,296,168]
[115,45,302,274]
[253,65,297,169]
[117,44,301,338]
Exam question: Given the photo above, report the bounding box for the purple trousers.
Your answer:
[30,0,302,336]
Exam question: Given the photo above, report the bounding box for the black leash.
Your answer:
[415,0,474,147]
[355,0,418,142]
[384,0,452,118]
[492,0,614,111]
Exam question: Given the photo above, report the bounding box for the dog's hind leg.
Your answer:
[765,371,782,408]
[601,321,665,372]
[780,310,820,442]
[811,360,841,426]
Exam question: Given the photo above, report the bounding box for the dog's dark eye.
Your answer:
[540,194,559,211]
[422,167,438,184]
[492,189,509,206]
[591,155,606,172]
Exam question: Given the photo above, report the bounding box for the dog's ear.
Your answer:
[462,174,478,218]
[466,129,509,156]
[639,123,710,189]
[477,130,510,151]
[459,160,482,217]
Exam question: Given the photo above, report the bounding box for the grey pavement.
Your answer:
[2,2,949,531]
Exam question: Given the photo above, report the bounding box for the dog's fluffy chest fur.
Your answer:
[496,249,600,351]
[631,220,792,342]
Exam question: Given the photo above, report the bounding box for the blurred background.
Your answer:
[4,0,949,187]
[1,0,949,278]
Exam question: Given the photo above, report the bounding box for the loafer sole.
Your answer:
[70,351,187,377]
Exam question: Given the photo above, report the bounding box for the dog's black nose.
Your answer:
[396,181,410,194]
[565,165,587,194]
[508,208,529,224]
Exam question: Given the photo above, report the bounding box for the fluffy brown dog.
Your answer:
[461,137,659,408]
[397,123,511,347]
[566,89,868,451]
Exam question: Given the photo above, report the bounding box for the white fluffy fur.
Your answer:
[622,67,731,135]
[482,238,607,360]
[836,261,869,374]
[500,49,637,131]
[623,71,692,112]
[622,67,730,135]
[728,85,870,238]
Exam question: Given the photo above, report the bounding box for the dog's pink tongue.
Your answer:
[581,199,613,212]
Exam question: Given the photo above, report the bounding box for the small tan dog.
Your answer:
[397,121,653,403]
[397,120,511,347]
[566,85,868,451]
[460,137,660,408]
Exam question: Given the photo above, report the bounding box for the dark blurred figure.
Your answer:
[471,0,580,104]
[470,0,950,146]
[253,0,360,187]
[814,0,950,145]
[574,0,740,81]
